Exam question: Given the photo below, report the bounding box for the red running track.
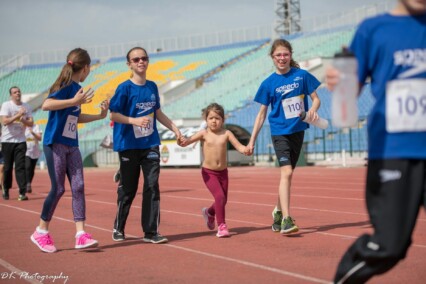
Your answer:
[0,166,425,284]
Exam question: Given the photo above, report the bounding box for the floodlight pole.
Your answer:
[274,0,302,38]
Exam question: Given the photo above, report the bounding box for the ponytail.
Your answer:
[49,48,91,94]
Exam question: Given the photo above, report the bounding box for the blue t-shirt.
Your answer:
[43,82,82,147]
[109,79,161,152]
[254,68,320,135]
[350,13,426,159]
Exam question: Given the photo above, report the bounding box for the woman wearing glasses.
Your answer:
[109,47,181,244]
[245,39,322,234]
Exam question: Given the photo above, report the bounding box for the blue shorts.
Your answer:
[0,151,4,164]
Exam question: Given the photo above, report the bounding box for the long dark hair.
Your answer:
[270,39,300,68]
[49,48,91,94]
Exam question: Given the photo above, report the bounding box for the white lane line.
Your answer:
[165,244,331,284]
[167,193,364,201]
[17,189,426,223]
[0,203,330,284]
[3,199,425,248]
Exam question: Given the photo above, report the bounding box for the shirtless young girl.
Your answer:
[180,103,246,237]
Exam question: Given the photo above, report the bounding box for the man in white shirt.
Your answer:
[0,86,33,200]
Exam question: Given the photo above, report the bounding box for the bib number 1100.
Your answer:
[282,96,304,119]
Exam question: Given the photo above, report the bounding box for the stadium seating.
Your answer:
[0,25,374,164]
[0,63,62,102]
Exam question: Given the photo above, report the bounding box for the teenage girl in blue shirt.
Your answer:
[31,48,109,253]
[246,39,322,234]
[109,47,181,244]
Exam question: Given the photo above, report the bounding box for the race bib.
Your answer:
[386,79,426,132]
[282,95,305,119]
[133,114,154,138]
[62,115,78,139]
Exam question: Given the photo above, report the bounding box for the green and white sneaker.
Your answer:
[272,207,282,232]
[280,216,299,234]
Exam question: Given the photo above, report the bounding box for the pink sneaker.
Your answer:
[31,231,57,253]
[216,223,230,238]
[75,233,98,249]
[202,208,215,230]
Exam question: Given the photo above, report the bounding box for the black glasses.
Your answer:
[130,56,149,63]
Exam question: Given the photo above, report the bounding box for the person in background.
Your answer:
[25,123,42,193]
[245,39,322,234]
[99,120,120,183]
[0,86,33,201]
[326,0,426,282]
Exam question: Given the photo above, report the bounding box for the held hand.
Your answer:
[177,137,183,146]
[248,145,254,156]
[175,131,182,143]
[178,136,188,147]
[244,144,254,156]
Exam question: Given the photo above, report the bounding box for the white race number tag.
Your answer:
[386,79,426,132]
[133,115,154,138]
[282,95,304,119]
[62,115,78,139]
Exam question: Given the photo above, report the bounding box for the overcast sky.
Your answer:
[0,0,395,56]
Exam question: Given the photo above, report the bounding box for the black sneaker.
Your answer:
[18,195,28,201]
[143,233,168,244]
[272,208,282,232]
[112,230,125,241]
[2,188,9,200]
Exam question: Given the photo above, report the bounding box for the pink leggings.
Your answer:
[201,167,228,225]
